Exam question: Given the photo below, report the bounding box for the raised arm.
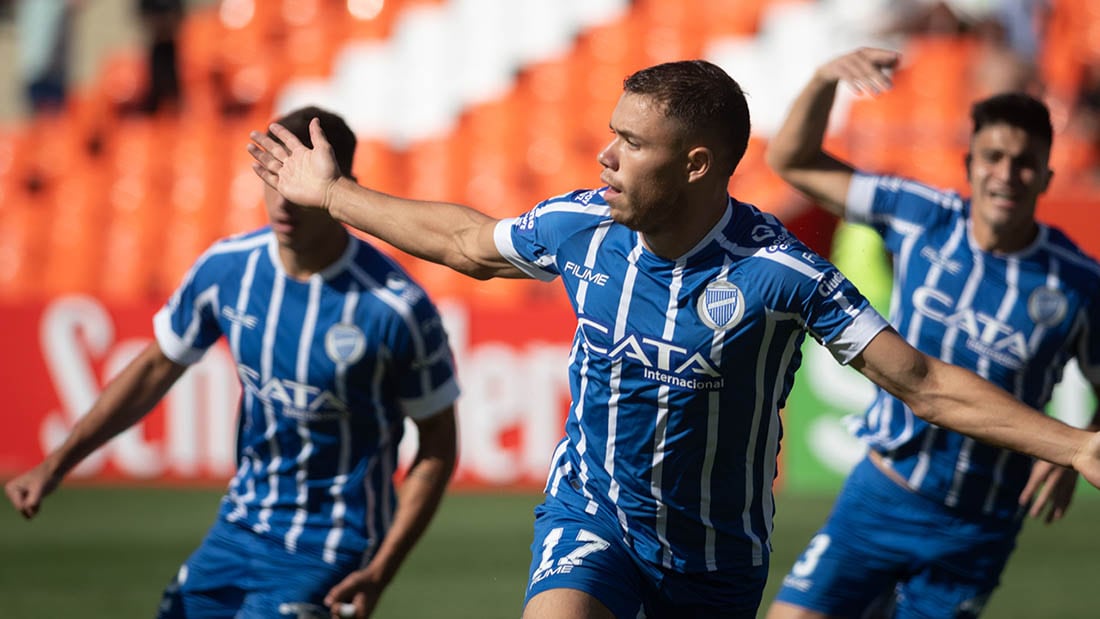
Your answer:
[850,328,1100,489]
[4,342,187,519]
[324,406,457,618]
[248,119,523,280]
[766,47,901,216]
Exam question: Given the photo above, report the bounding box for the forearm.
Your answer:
[907,358,1088,468]
[767,73,838,173]
[325,178,504,279]
[765,72,853,215]
[360,453,454,585]
[45,345,183,480]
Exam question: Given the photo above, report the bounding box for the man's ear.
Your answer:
[964,153,972,182]
[1039,167,1054,194]
[687,146,712,182]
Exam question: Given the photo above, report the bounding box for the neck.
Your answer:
[642,191,729,260]
[971,220,1039,254]
[278,228,349,280]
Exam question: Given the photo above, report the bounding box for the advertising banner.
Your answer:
[0,295,577,489]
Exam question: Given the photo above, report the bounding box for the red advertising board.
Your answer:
[1,295,578,489]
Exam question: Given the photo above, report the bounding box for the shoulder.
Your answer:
[854,173,968,221]
[517,188,612,228]
[347,239,439,317]
[728,202,814,259]
[1041,225,1100,287]
[201,227,271,263]
[724,202,834,281]
[183,227,272,284]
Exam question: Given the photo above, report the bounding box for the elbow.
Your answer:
[447,259,497,281]
[764,145,792,179]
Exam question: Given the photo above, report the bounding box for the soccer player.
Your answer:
[764,47,1100,618]
[247,61,1100,619]
[4,107,460,619]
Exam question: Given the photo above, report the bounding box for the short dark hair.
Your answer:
[623,60,751,177]
[970,93,1053,148]
[270,106,357,177]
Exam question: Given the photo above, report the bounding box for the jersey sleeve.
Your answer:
[805,261,891,365]
[845,173,964,254]
[756,236,890,365]
[493,189,612,281]
[153,252,225,366]
[385,289,461,420]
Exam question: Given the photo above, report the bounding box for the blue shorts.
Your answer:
[525,493,767,618]
[773,456,1021,619]
[157,519,361,618]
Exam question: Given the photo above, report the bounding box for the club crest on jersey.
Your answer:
[697,280,745,331]
[1027,286,1067,326]
[325,324,366,365]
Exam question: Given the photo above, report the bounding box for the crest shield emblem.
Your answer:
[325,324,367,365]
[697,280,745,331]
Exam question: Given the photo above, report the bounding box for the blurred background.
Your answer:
[0,1,1098,617]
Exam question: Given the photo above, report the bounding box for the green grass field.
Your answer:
[2,486,1098,618]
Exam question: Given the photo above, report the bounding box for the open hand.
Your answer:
[1070,429,1100,496]
[816,47,901,96]
[1019,458,1078,524]
[248,118,340,210]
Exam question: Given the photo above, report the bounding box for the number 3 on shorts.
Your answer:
[791,534,831,577]
[536,527,611,572]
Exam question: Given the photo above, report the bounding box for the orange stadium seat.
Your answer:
[844,93,912,175]
[573,17,649,155]
[634,0,705,61]
[405,136,462,203]
[455,100,527,217]
[897,37,975,129]
[4,0,1100,307]
[696,0,769,37]
[282,18,345,79]
[0,194,49,300]
[353,138,405,197]
[94,50,150,112]
[41,172,107,296]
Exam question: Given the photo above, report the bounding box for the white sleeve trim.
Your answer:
[401,378,461,420]
[826,307,891,365]
[845,173,879,225]
[493,218,559,282]
[153,307,208,366]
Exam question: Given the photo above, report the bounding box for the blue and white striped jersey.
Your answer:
[494,188,889,572]
[846,173,1100,519]
[153,228,460,565]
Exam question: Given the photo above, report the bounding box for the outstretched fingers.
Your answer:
[250,162,280,189]
[309,117,332,151]
[831,47,900,95]
[267,122,305,153]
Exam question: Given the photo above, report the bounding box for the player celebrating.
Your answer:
[765,47,1100,618]
[248,61,1100,618]
[5,107,461,619]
